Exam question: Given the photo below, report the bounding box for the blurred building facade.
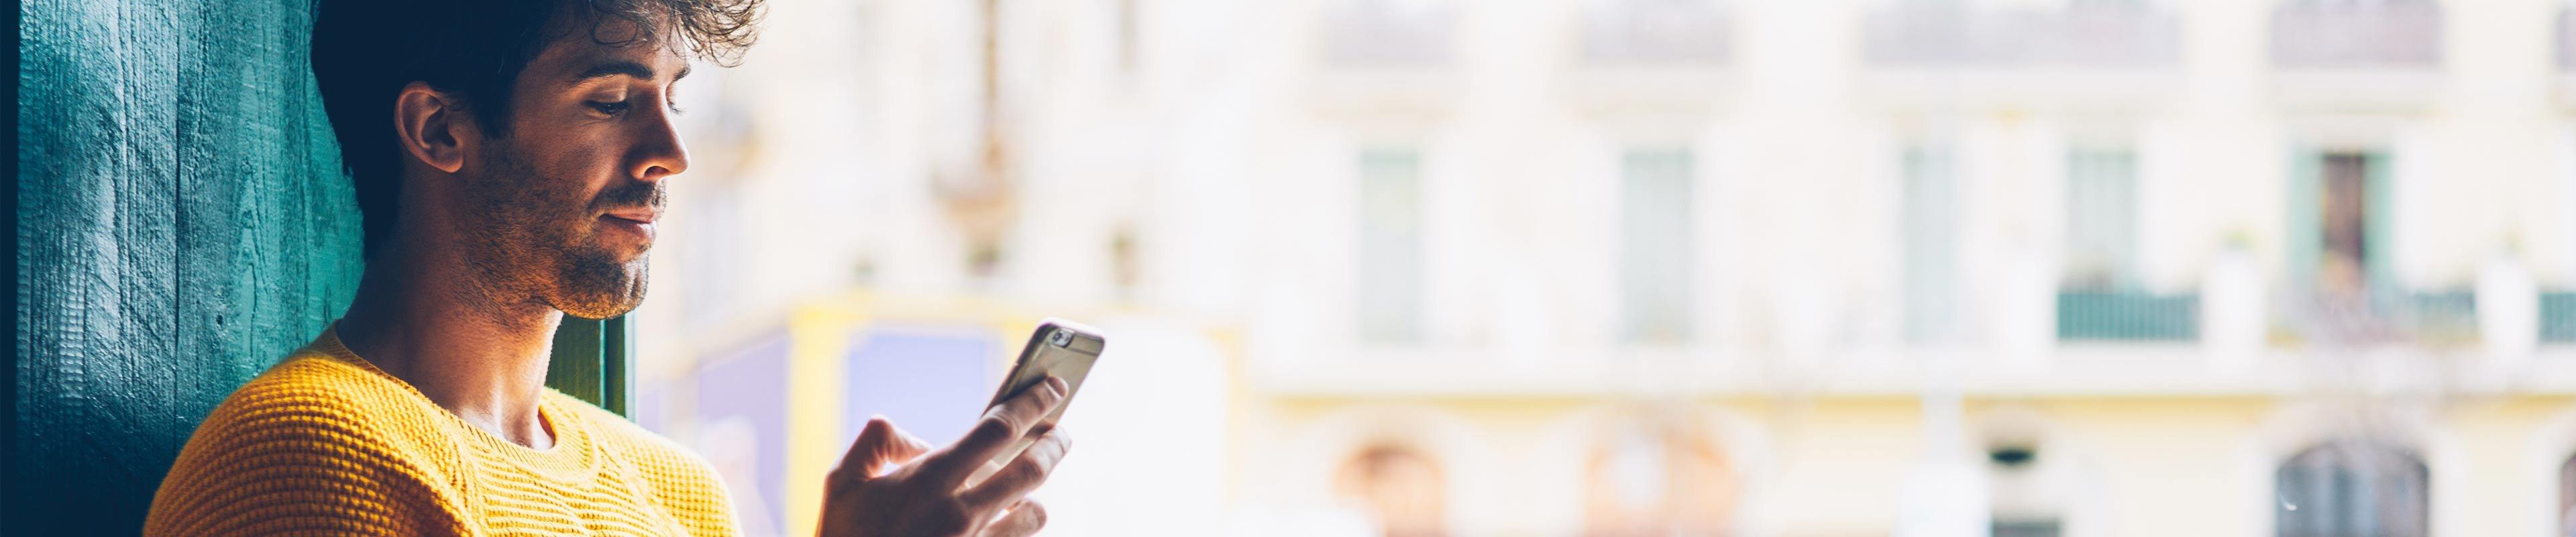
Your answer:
[631,0,2576,536]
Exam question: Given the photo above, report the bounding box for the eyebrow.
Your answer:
[568,60,692,85]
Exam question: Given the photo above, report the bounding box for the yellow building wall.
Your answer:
[1232,394,2576,537]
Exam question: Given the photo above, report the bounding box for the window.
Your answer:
[1620,149,1696,344]
[1360,149,1426,343]
[2561,3,2575,70]
[1581,418,1736,536]
[2319,153,2376,295]
[1116,0,1140,74]
[2288,150,2390,299]
[2064,147,2139,290]
[1994,519,2065,537]
[2271,0,2443,70]
[2288,148,2482,336]
[1864,0,2178,68]
[1988,439,2063,537]
[1321,0,1458,67]
[1578,0,1729,65]
[1902,144,1960,343]
[1335,444,1448,537]
[2274,440,2428,537]
[2056,144,2196,341]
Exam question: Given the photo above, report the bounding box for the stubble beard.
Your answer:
[462,144,652,322]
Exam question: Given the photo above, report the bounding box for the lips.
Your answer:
[599,207,660,244]
[602,207,661,224]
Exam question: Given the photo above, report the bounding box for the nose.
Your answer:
[630,105,690,182]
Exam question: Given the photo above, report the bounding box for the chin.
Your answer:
[553,253,650,320]
[557,293,644,320]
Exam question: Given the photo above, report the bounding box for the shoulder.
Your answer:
[148,352,466,536]
[200,351,451,450]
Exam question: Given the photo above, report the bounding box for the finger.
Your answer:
[894,422,936,455]
[835,416,925,483]
[961,428,1071,510]
[922,376,1069,485]
[924,376,1066,484]
[980,500,1047,537]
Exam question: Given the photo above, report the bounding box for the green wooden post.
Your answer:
[547,315,634,416]
[604,315,633,416]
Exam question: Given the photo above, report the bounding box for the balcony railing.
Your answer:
[2390,289,2473,336]
[2057,290,2199,342]
[2396,290,2480,340]
[1320,1,1458,68]
[1580,0,1731,65]
[2278,287,2484,345]
[2544,291,2576,344]
[2271,1,2442,69]
[1862,4,2178,68]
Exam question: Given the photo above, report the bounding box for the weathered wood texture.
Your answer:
[16,1,364,533]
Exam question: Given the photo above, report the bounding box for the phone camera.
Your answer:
[1049,330,1073,347]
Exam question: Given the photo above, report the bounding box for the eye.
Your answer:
[586,100,633,115]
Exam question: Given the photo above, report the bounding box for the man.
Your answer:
[143,1,1071,535]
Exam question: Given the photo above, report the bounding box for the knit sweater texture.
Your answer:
[144,328,741,536]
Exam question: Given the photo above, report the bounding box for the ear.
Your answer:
[392,81,472,175]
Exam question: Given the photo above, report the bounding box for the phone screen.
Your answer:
[967,320,1104,487]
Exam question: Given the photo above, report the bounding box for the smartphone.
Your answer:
[965,318,1106,487]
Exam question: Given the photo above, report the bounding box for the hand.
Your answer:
[818,376,1074,537]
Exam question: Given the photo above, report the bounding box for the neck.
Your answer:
[335,232,563,450]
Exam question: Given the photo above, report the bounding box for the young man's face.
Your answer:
[454,16,691,320]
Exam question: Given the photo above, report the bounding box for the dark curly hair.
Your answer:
[311,0,763,257]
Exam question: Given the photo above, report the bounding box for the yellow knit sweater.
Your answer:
[144,329,741,536]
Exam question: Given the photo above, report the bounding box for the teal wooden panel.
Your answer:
[17,0,363,534]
